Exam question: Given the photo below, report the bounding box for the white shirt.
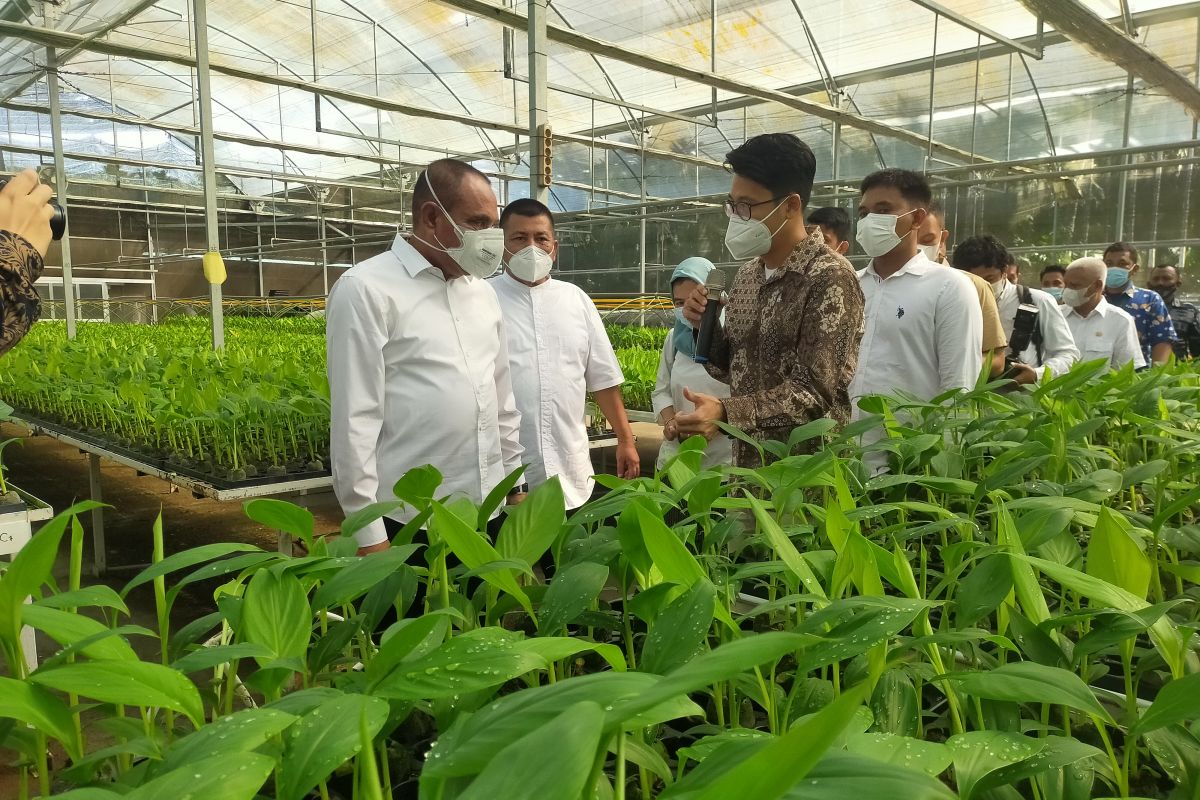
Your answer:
[850,251,984,416]
[491,272,624,510]
[1061,297,1146,371]
[995,282,1079,380]
[651,332,734,470]
[327,236,524,547]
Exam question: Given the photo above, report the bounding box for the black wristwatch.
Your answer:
[507,483,529,497]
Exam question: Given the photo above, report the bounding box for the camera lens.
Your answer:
[0,178,67,241]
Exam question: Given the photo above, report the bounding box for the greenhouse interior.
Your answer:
[1,0,1200,797]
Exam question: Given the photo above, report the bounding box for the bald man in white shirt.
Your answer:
[327,159,524,556]
[491,199,639,512]
[1060,257,1146,371]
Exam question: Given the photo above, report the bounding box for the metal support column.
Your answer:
[45,48,78,340]
[1115,74,1135,240]
[527,0,549,203]
[192,0,224,349]
[88,454,105,576]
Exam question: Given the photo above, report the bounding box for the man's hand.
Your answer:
[674,388,726,440]
[682,283,718,327]
[662,417,679,441]
[0,169,55,256]
[506,492,528,506]
[616,439,641,479]
[357,541,390,557]
[1006,362,1039,385]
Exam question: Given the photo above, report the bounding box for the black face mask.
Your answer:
[1153,286,1177,303]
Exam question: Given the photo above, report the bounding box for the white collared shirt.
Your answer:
[850,251,983,416]
[1061,297,1146,370]
[995,282,1080,380]
[327,236,524,547]
[651,332,734,470]
[490,272,624,510]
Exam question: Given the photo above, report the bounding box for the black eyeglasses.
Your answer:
[723,196,787,222]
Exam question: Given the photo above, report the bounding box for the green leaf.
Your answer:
[30,660,205,727]
[240,567,311,667]
[515,636,627,672]
[538,561,609,635]
[424,672,667,780]
[276,694,390,800]
[172,643,275,674]
[0,675,81,760]
[122,542,263,594]
[942,662,1112,724]
[996,501,1053,630]
[844,732,951,777]
[956,554,1014,627]
[868,671,921,738]
[476,467,526,531]
[1122,459,1168,488]
[495,476,566,566]
[430,502,533,618]
[637,503,706,587]
[972,735,1106,797]
[784,751,958,799]
[35,585,129,614]
[641,580,716,675]
[310,544,420,610]
[947,731,1043,800]
[0,502,102,650]
[128,753,274,800]
[392,464,443,505]
[365,613,451,687]
[152,707,296,775]
[1133,672,1200,736]
[1086,507,1151,600]
[748,494,828,602]
[21,604,137,661]
[371,627,542,701]
[610,632,809,729]
[662,683,870,799]
[456,701,604,800]
[243,499,314,546]
[339,500,408,539]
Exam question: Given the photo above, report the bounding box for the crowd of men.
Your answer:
[327,134,1200,554]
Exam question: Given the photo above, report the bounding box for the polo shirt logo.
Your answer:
[897,307,905,319]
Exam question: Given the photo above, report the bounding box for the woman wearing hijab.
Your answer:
[652,257,733,470]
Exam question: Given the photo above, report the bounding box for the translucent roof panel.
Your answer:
[0,0,1197,208]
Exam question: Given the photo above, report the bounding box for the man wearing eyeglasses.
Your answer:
[677,133,865,466]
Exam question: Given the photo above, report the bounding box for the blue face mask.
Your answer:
[1045,286,1064,301]
[1105,267,1132,290]
[673,307,687,326]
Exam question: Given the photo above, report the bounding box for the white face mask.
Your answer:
[856,210,916,258]
[506,245,554,283]
[412,179,504,279]
[918,243,941,263]
[990,277,1008,300]
[1061,286,1092,307]
[724,198,790,260]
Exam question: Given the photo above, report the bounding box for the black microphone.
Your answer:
[693,271,725,364]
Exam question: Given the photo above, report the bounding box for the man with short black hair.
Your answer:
[851,169,982,423]
[806,206,851,255]
[1102,241,1176,365]
[678,133,865,465]
[1040,265,1066,301]
[328,159,524,555]
[1005,251,1021,284]
[491,198,639,509]
[916,201,1007,378]
[1147,264,1200,360]
[952,235,1078,384]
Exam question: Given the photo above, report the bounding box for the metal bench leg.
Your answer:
[88,454,106,577]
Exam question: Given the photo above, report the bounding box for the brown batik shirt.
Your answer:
[0,231,44,358]
[705,231,865,467]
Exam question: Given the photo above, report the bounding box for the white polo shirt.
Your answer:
[850,251,984,416]
[1061,297,1146,371]
[491,272,624,510]
[327,236,524,547]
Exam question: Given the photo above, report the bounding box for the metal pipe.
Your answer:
[192,0,224,350]
[528,0,548,203]
[927,13,938,169]
[45,47,78,339]
[1116,75,1136,239]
